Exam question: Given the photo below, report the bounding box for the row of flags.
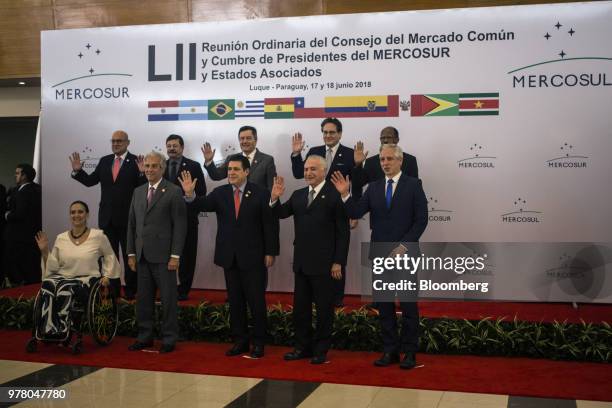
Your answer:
[147,93,499,122]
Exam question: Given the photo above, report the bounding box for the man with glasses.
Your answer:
[70,130,145,299]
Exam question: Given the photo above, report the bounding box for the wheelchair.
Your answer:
[26,277,119,354]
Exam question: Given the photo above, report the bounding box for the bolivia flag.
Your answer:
[264,97,304,119]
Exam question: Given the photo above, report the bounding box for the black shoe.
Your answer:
[226,343,249,357]
[177,294,188,301]
[374,352,400,367]
[400,352,417,369]
[310,354,328,365]
[159,344,175,354]
[250,345,264,359]
[284,349,313,361]
[128,341,153,351]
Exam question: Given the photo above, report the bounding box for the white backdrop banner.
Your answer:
[41,1,612,301]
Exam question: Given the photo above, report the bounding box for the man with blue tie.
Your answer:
[179,155,279,359]
[331,144,428,369]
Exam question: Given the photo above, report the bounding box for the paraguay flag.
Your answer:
[148,100,208,121]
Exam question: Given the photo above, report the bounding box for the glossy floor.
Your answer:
[0,360,610,408]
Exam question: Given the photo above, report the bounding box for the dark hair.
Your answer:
[227,154,250,170]
[238,125,257,141]
[320,117,342,133]
[16,163,36,182]
[70,200,89,213]
[166,134,184,147]
[385,126,399,139]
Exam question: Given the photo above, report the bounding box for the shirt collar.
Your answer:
[18,182,31,191]
[242,150,256,161]
[149,179,162,190]
[234,180,247,192]
[325,143,339,156]
[386,171,402,184]
[310,180,326,195]
[115,151,128,161]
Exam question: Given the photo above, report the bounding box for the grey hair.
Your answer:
[305,154,327,172]
[379,144,403,160]
[145,150,167,171]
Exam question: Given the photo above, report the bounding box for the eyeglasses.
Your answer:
[111,139,127,144]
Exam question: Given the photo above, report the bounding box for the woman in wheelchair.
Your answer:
[28,200,120,352]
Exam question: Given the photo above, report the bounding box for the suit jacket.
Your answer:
[72,152,146,229]
[205,149,277,191]
[351,152,418,200]
[189,182,279,270]
[291,144,355,180]
[344,174,428,259]
[273,182,349,275]
[0,184,6,230]
[127,179,187,263]
[4,183,42,243]
[164,156,206,222]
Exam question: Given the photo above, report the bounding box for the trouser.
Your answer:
[293,269,335,356]
[102,224,135,297]
[224,257,267,346]
[3,240,41,285]
[136,259,178,346]
[378,301,419,353]
[177,220,198,297]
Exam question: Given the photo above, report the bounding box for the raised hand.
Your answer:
[136,155,145,173]
[69,152,83,172]
[291,132,305,155]
[35,231,49,254]
[330,171,350,198]
[201,142,215,163]
[178,170,197,197]
[270,176,285,202]
[331,263,342,280]
[354,141,368,166]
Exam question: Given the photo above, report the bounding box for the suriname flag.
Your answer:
[410,93,499,116]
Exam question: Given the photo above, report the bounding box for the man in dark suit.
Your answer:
[203,125,277,191]
[270,155,350,364]
[291,117,354,181]
[70,130,146,299]
[179,155,279,359]
[351,126,419,200]
[164,134,206,301]
[126,151,186,354]
[291,117,355,306]
[3,164,42,285]
[331,144,428,369]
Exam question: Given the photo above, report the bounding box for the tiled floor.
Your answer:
[0,360,610,408]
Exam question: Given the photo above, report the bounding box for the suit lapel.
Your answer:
[114,152,132,183]
[250,150,260,174]
[146,179,166,213]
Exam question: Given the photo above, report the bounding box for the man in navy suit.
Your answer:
[70,130,145,299]
[179,155,279,359]
[164,134,206,301]
[331,144,428,369]
[291,117,355,306]
[270,156,350,364]
[351,127,419,200]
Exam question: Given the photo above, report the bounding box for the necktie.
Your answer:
[307,188,315,207]
[386,179,394,209]
[234,187,241,219]
[112,156,121,182]
[169,161,178,182]
[147,186,155,206]
[325,148,333,175]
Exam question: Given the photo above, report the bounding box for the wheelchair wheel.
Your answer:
[87,279,119,346]
[26,338,37,353]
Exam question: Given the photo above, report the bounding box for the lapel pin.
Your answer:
[126,159,130,162]
[245,191,251,198]
[161,188,166,193]
[338,153,342,157]
[321,195,325,199]
[253,160,258,164]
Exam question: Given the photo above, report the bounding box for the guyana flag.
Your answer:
[208,99,235,120]
[411,93,499,116]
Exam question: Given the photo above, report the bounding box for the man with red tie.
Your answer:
[179,155,279,359]
[70,130,146,299]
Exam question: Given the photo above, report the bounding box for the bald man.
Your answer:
[70,130,146,299]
